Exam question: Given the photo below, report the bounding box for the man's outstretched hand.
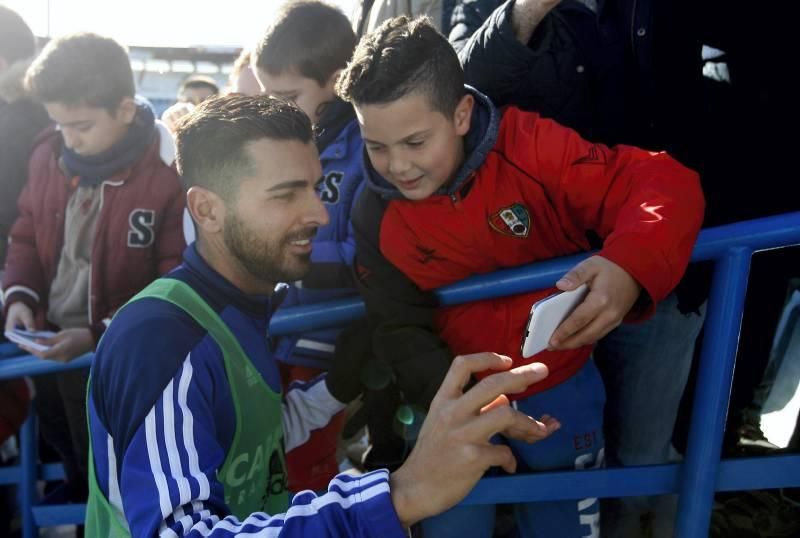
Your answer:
[389,353,560,527]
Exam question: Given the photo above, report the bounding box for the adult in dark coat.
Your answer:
[0,6,50,268]
[450,2,705,537]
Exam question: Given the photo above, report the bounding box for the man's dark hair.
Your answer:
[254,1,357,87]
[24,33,135,112]
[176,94,313,202]
[336,16,465,116]
[0,6,36,65]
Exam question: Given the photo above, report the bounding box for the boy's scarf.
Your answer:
[61,102,156,187]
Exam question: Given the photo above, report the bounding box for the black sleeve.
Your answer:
[457,0,585,114]
[448,0,503,54]
[0,101,50,265]
[349,188,452,410]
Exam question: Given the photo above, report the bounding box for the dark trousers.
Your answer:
[35,368,90,502]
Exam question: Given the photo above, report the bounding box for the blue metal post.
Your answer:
[19,408,39,538]
[676,247,753,537]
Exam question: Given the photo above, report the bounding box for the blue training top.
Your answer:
[88,244,405,536]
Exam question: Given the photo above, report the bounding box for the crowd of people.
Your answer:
[0,1,797,537]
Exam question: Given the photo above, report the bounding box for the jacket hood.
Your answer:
[363,85,499,200]
[0,59,32,103]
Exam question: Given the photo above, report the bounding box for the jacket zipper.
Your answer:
[630,0,639,52]
[87,179,123,325]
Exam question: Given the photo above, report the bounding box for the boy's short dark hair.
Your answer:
[178,74,219,101]
[0,6,36,64]
[176,94,312,203]
[336,16,465,117]
[253,1,357,86]
[24,33,135,112]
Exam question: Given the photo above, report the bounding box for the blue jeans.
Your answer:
[594,292,706,538]
[745,289,800,423]
[420,360,606,538]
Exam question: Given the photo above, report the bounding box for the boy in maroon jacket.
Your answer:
[2,33,185,501]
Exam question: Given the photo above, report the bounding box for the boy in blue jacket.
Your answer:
[252,0,368,491]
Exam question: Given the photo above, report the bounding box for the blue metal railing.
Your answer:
[2,211,800,536]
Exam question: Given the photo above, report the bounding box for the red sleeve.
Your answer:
[2,156,49,315]
[498,108,705,310]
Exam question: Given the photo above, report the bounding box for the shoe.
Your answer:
[737,423,780,453]
[710,490,800,537]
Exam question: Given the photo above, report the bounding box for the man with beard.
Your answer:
[84,94,559,537]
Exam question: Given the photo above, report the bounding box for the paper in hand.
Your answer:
[4,329,56,353]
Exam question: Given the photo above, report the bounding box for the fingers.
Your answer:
[18,343,44,358]
[554,309,621,350]
[457,362,549,418]
[479,444,517,475]
[503,414,561,444]
[20,332,68,361]
[556,257,598,291]
[465,402,548,443]
[36,340,68,362]
[22,311,35,331]
[548,291,604,347]
[436,353,513,401]
[4,307,35,332]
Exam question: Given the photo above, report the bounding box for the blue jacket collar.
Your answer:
[180,244,286,319]
[363,85,499,201]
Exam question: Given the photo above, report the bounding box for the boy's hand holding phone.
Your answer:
[549,255,642,350]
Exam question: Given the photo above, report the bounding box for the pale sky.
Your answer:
[4,0,357,48]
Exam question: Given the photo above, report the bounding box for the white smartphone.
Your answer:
[520,284,589,358]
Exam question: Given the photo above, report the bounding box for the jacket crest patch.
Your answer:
[489,203,531,238]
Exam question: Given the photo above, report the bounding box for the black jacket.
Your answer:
[0,61,50,266]
[451,0,708,311]
[452,0,703,169]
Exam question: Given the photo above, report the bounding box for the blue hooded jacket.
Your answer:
[277,99,366,369]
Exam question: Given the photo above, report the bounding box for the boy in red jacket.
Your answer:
[2,33,185,501]
[336,16,704,538]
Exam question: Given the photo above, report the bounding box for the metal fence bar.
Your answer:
[676,247,753,536]
[0,352,93,381]
[1,212,799,534]
[19,411,37,538]
[268,212,800,336]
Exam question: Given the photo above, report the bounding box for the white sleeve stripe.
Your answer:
[295,339,336,354]
[287,481,390,519]
[282,376,346,452]
[328,469,388,493]
[177,354,211,500]
[145,408,175,519]
[175,508,211,535]
[3,285,39,303]
[162,378,193,506]
[106,435,123,516]
[159,526,180,538]
[197,477,391,534]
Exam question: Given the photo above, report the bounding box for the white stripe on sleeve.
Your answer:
[282,375,346,452]
[145,407,174,519]
[177,355,211,501]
